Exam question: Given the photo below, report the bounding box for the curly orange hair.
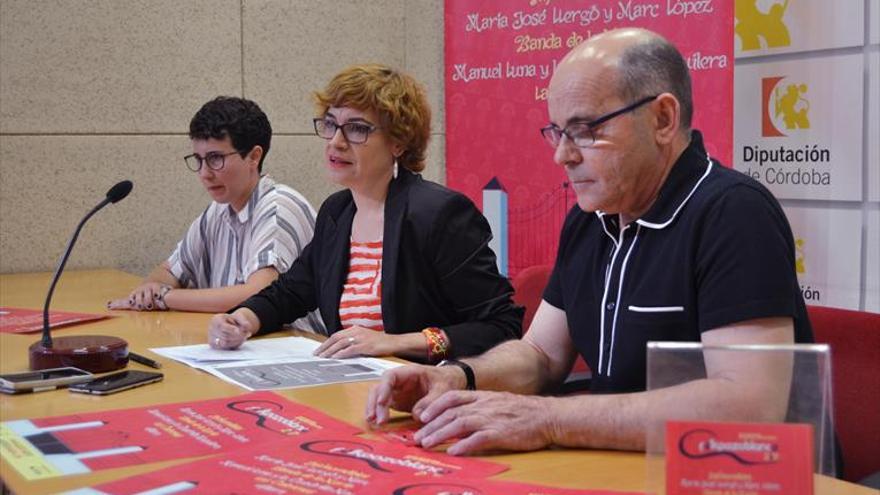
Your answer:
[314,64,431,172]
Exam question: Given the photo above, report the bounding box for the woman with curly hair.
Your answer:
[207,64,522,363]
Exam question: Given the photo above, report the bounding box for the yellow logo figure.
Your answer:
[762,77,810,136]
[775,82,810,130]
[795,238,806,274]
[736,0,791,51]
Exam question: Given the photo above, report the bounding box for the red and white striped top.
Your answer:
[339,240,384,331]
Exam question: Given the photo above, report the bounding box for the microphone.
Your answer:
[30,181,134,372]
[106,180,133,204]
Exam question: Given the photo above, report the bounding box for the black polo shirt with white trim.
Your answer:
[543,131,812,394]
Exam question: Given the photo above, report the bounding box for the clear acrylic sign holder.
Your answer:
[644,342,835,494]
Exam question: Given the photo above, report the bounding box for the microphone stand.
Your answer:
[40,197,111,348]
[29,182,132,372]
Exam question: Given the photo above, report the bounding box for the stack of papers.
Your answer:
[150,337,401,391]
[151,336,322,368]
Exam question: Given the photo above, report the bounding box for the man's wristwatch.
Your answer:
[437,359,476,391]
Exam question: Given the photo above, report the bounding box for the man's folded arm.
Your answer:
[542,317,794,451]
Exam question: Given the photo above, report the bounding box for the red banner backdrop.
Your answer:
[445,0,733,276]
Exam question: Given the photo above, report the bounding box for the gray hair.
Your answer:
[616,36,693,130]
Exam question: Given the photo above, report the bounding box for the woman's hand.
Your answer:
[107,282,170,311]
[207,308,259,349]
[314,326,404,358]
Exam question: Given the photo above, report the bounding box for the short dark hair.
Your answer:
[189,96,272,172]
[617,35,693,130]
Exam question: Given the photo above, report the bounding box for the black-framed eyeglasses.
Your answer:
[183,150,241,172]
[313,118,379,145]
[540,95,659,149]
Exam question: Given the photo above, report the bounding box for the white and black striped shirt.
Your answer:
[168,175,324,332]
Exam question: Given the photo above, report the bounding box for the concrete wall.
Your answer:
[0,0,445,276]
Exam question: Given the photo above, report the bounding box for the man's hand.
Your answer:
[107,282,168,311]
[365,364,467,426]
[414,391,556,456]
[314,326,405,359]
[207,309,258,349]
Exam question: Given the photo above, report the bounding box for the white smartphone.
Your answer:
[69,370,163,395]
[0,367,93,393]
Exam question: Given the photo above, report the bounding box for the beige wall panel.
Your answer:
[266,135,341,211]
[0,0,449,275]
[421,133,446,185]
[405,0,445,134]
[0,0,242,134]
[0,135,205,276]
[242,0,406,134]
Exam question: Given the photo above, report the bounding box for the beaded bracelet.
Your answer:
[422,327,449,363]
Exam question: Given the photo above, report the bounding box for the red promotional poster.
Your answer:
[373,423,466,449]
[0,306,110,334]
[378,425,421,447]
[70,433,509,494]
[445,0,733,276]
[0,391,361,480]
[373,477,645,495]
[665,420,814,495]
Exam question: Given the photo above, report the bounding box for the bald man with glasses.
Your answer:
[366,28,813,454]
[108,96,323,332]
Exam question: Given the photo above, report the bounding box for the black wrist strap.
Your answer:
[437,359,476,391]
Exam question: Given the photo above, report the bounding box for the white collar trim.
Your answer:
[636,154,713,230]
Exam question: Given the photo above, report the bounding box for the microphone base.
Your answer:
[29,335,129,373]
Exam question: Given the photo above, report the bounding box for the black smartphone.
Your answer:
[0,367,93,393]
[69,370,163,395]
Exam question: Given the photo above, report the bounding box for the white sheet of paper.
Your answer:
[151,336,401,390]
[150,336,322,368]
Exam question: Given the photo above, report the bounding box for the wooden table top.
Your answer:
[0,270,872,494]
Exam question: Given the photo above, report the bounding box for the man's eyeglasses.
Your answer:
[183,150,241,172]
[540,95,659,149]
[313,118,379,145]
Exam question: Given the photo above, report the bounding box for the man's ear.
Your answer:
[247,146,264,169]
[652,93,681,145]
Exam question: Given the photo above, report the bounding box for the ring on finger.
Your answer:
[347,337,355,345]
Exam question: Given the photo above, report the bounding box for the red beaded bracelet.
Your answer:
[422,327,449,363]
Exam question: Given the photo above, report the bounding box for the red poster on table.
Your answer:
[445,0,733,276]
[72,433,509,494]
[0,391,361,481]
[666,420,814,495]
[374,477,645,495]
[0,307,110,334]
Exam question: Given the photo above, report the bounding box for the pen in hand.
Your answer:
[208,312,254,350]
[128,351,162,369]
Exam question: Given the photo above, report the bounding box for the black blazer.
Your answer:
[241,169,523,360]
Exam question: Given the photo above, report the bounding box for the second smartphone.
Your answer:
[69,370,163,395]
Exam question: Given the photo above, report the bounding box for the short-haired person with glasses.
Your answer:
[108,96,323,332]
[365,28,813,454]
[206,64,522,361]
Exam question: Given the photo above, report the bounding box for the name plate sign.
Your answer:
[666,420,813,495]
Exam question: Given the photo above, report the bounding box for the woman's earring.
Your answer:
[393,158,399,179]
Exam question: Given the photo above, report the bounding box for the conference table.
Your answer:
[0,270,872,495]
